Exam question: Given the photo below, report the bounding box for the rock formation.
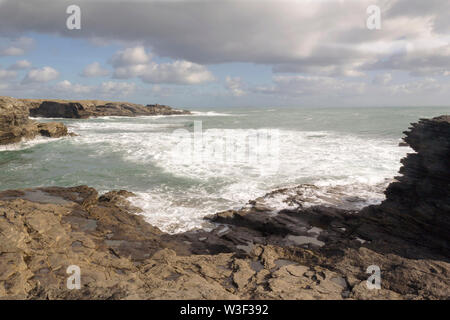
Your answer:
[0,97,70,145]
[380,116,450,251]
[0,116,448,299]
[23,98,191,118]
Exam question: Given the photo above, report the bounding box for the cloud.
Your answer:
[0,0,449,106]
[110,46,151,67]
[0,36,35,56]
[54,80,137,97]
[110,46,215,84]
[253,75,367,97]
[99,81,136,96]
[139,60,215,85]
[1,0,447,78]
[388,77,443,95]
[22,66,59,84]
[8,59,32,70]
[0,68,17,80]
[81,62,109,77]
[225,76,246,96]
[373,73,392,85]
[55,80,93,94]
[151,85,174,97]
[1,47,24,56]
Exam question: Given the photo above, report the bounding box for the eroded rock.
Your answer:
[0,96,71,145]
[0,116,449,299]
[24,98,191,118]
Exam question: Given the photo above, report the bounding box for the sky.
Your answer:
[0,0,449,108]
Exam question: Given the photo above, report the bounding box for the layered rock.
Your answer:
[0,115,449,300]
[23,98,191,118]
[0,97,70,145]
[0,187,349,299]
[29,101,90,119]
[382,116,450,251]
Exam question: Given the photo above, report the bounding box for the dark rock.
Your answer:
[24,98,191,118]
[30,101,89,118]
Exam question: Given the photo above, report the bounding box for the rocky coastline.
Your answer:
[0,113,449,299]
[23,98,191,118]
[0,95,190,146]
[0,97,70,145]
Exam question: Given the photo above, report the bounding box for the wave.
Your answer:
[0,136,63,152]
[7,116,412,233]
[190,111,236,116]
[93,126,409,233]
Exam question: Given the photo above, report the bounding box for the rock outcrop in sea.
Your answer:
[0,115,448,299]
[23,98,190,118]
[0,95,191,146]
[0,97,69,145]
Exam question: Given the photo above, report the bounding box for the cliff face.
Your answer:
[377,116,450,253]
[0,97,69,145]
[24,99,191,118]
[29,101,90,119]
[0,116,448,300]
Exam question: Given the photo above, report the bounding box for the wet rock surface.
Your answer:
[0,97,71,145]
[0,116,449,299]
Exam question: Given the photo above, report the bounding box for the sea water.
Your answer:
[0,106,448,233]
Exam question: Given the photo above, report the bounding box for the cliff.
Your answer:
[0,97,69,145]
[20,98,191,118]
[0,116,448,299]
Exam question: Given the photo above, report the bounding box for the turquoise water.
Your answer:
[1,106,449,232]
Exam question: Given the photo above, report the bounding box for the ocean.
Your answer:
[1,106,449,233]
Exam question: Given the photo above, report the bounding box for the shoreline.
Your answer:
[0,115,448,299]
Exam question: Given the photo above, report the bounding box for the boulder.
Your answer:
[38,122,69,138]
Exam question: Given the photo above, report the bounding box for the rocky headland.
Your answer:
[0,96,70,146]
[22,98,191,118]
[0,95,190,146]
[0,115,449,299]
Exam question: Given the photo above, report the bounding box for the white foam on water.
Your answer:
[0,136,63,152]
[190,111,235,116]
[63,118,411,233]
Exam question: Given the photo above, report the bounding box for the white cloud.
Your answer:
[373,73,392,85]
[53,80,137,97]
[151,85,174,97]
[81,62,109,77]
[110,46,151,67]
[0,0,448,79]
[0,0,448,80]
[110,46,215,85]
[22,66,59,84]
[253,75,366,97]
[0,68,17,80]
[100,81,136,96]
[55,80,93,94]
[225,76,246,96]
[113,63,148,79]
[140,60,215,85]
[0,37,35,56]
[8,59,32,70]
[1,47,25,56]
[388,77,442,95]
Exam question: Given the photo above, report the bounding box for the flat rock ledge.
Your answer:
[0,116,449,300]
[0,97,70,146]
